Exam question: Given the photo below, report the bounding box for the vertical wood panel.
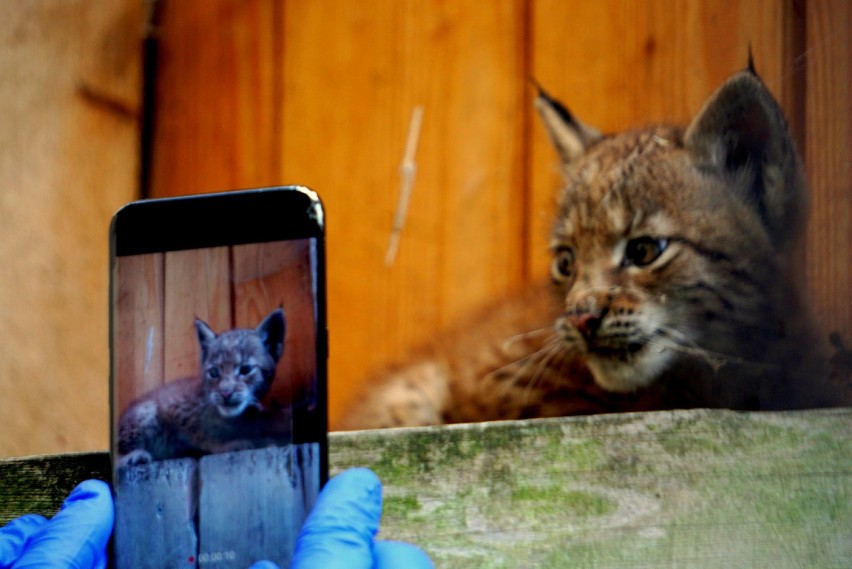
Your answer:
[115,254,165,410]
[805,0,851,341]
[164,248,232,380]
[0,0,141,456]
[149,0,280,194]
[232,241,317,407]
[277,0,527,422]
[115,459,199,569]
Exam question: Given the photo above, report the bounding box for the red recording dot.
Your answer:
[188,556,195,563]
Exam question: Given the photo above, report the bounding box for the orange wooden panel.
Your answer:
[232,240,318,407]
[148,0,281,195]
[277,0,528,423]
[114,253,165,411]
[805,0,851,341]
[528,0,791,279]
[163,247,232,381]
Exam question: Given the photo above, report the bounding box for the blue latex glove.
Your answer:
[0,479,113,569]
[251,468,433,569]
[1,469,430,569]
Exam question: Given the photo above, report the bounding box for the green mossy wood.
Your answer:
[2,409,850,568]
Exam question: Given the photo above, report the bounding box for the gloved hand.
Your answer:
[251,468,433,569]
[0,469,431,569]
[0,479,113,569]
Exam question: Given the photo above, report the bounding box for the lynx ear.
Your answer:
[684,69,806,247]
[257,308,286,363]
[195,318,217,361]
[533,81,602,163]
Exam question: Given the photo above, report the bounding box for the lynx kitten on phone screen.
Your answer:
[342,66,846,430]
[118,308,288,468]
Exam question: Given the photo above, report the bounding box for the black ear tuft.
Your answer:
[195,318,217,362]
[257,308,287,363]
[532,80,602,164]
[746,45,758,77]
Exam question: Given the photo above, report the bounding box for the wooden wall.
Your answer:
[0,0,141,457]
[2,1,844,458]
[147,0,850,429]
[114,241,318,413]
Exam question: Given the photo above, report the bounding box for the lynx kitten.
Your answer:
[118,308,290,468]
[342,67,840,430]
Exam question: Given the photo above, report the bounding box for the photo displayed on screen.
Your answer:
[112,238,322,569]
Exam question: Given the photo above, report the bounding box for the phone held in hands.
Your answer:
[109,187,328,568]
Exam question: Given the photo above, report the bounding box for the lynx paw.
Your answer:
[118,449,153,469]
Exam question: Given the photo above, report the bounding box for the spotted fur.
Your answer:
[340,69,841,430]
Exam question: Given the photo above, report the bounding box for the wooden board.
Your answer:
[198,445,320,568]
[3,409,849,567]
[0,0,141,456]
[147,0,529,425]
[115,459,199,569]
[330,409,852,568]
[804,0,851,341]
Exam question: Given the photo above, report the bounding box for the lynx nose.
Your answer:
[566,310,605,338]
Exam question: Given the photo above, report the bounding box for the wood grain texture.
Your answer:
[0,0,141,457]
[115,459,199,569]
[198,445,319,568]
[233,241,318,408]
[262,0,527,423]
[3,409,850,567]
[329,409,852,568]
[115,253,165,407]
[148,0,281,194]
[163,248,233,381]
[805,0,851,341]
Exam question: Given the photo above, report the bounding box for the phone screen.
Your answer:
[109,188,327,568]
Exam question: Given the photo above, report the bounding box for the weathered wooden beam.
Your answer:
[198,444,320,568]
[2,409,850,568]
[115,459,198,569]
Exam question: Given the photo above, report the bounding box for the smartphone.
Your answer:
[109,187,327,568]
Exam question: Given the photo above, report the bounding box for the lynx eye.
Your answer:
[239,364,254,376]
[623,237,668,267]
[206,367,220,380]
[552,247,576,280]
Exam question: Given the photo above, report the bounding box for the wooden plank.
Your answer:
[163,247,232,381]
[232,241,317,409]
[0,452,110,525]
[329,409,852,568]
[277,0,528,427]
[804,0,851,342]
[114,253,165,409]
[0,0,141,456]
[528,0,791,279]
[114,459,199,569]
[198,445,320,569]
[147,0,280,195]
[2,409,849,567]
